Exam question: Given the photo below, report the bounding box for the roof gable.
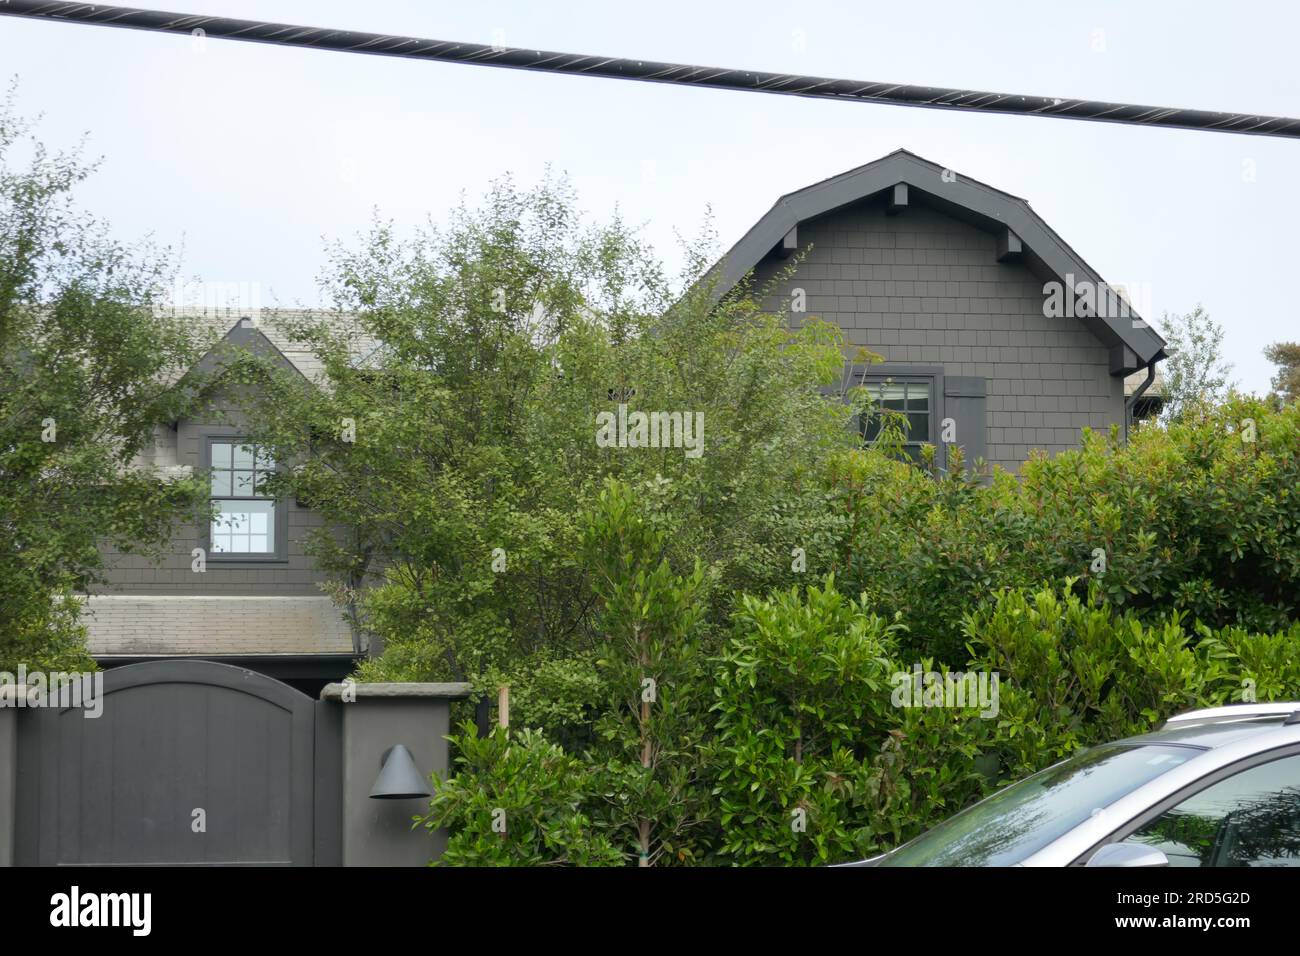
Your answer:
[172,317,311,412]
[710,149,1166,373]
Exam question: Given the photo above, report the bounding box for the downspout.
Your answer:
[1123,354,1159,443]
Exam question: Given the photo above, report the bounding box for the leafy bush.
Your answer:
[1195,620,1300,709]
[965,583,1300,784]
[424,569,1300,866]
[828,448,1025,663]
[835,396,1300,661]
[419,723,622,866]
[412,395,1300,865]
[702,578,1300,864]
[965,586,1213,780]
[708,579,902,864]
[472,650,607,752]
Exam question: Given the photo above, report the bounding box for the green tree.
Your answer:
[1156,304,1234,422]
[1264,341,1300,405]
[0,90,208,671]
[581,478,711,865]
[244,174,853,694]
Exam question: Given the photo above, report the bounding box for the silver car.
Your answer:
[848,702,1300,867]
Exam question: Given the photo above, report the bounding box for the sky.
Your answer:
[1,0,1296,392]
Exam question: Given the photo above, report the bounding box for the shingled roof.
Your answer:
[80,595,356,657]
[162,307,379,386]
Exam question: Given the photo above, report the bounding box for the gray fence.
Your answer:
[0,660,469,867]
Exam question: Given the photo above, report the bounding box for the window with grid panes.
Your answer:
[208,441,276,555]
[859,378,933,458]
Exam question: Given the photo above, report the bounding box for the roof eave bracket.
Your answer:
[996,228,1023,262]
[886,183,908,215]
[773,225,798,259]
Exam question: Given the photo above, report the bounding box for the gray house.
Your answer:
[83,314,368,694]
[713,149,1167,473]
[29,324,466,870]
[83,150,1166,682]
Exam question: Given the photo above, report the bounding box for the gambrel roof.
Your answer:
[709,149,1167,375]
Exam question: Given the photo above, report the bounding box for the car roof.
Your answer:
[1116,715,1292,749]
[1111,703,1300,750]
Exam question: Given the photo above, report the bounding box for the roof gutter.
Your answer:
[1123,352,1162,442]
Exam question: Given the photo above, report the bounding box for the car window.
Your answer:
[878,744,1196,866]
[1125,752,1300,867]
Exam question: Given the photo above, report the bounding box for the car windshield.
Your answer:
[878,743,1198,866]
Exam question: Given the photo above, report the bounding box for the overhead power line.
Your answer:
[3,1,1299,140]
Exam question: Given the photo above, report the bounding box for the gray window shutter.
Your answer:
[943,376,987,474]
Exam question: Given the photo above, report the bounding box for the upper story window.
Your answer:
[209,441,276,555]
[860,378,933,455]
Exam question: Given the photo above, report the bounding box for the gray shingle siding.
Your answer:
[96,384,329,597]
[753,198,1123,473]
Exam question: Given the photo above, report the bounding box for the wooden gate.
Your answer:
[14,659,340,866]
